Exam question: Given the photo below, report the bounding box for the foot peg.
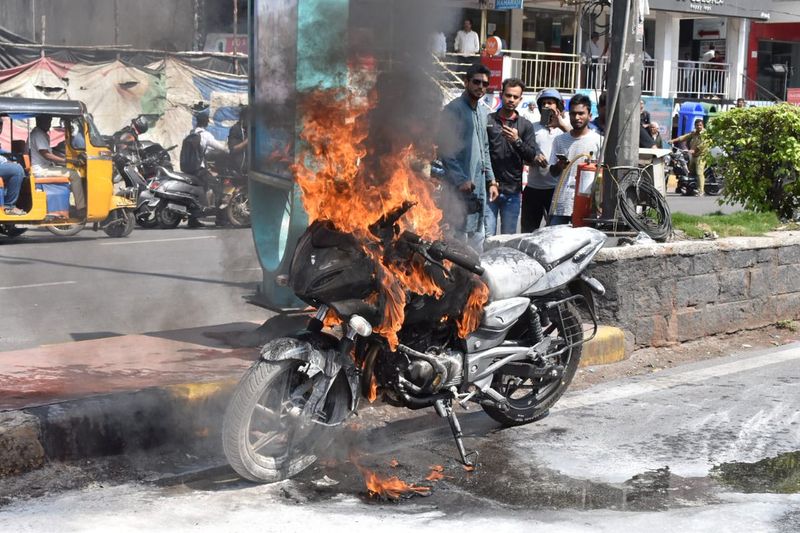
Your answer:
[434,399,478,467]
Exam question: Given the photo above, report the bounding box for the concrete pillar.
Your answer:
[727,17,749,100]
[510,8,523,52]
[653,11,679,98]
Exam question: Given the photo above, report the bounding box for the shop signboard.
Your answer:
[495,0,524,9]
[648,0,771,20]
[788,88,800,106]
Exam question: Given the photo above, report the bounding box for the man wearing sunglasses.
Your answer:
[437,64,497,251]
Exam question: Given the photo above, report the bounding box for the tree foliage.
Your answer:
[704,104,800,219]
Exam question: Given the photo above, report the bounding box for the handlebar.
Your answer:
[401,231,485,276]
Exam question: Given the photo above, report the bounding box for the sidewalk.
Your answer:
[0,320,625,477]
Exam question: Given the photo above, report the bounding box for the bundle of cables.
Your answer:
[616,170,672,242]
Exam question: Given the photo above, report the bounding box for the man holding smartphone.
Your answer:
[548,93,602,226]
[521,89,570,231]
[485,78,541,235]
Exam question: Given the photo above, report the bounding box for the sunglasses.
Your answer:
[470,78,490,87]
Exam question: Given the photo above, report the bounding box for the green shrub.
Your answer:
[704,104,800,219]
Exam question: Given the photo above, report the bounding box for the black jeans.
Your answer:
[521,187,555,233]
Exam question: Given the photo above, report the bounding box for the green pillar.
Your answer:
[248,0,350,311]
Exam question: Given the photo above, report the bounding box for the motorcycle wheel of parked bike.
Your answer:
[156,207,182,229]
[103,209,135,238]
[482,303,583,426]
[222,353,350,483]
[0,224,27,239]
[46,222,86,237]
[135,207,160,229]
[225,189,251,228]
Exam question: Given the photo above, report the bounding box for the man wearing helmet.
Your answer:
[521,88,571,231]
[114,116,149,148]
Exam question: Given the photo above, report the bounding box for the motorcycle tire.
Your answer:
[135,207,160,229]
[103,209,135,238]
[225,189,251,228]
[46,222,86,237]
[0,224,27,239]
[156,207,182,229]
[222,355,349,483]
[482,303,583,427]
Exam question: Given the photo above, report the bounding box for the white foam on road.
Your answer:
[558,344,800,411]
[98,236,218,246]
[0,281,77,291]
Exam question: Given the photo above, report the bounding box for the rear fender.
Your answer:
[260,334,359,414]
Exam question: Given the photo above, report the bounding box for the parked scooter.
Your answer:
[672,146,724,197]
[148,163,249,228]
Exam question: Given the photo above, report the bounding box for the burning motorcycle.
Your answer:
[222,201,606,483]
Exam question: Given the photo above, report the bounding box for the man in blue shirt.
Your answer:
[438,64,498,251]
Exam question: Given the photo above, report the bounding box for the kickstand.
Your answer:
[435,399,478,467]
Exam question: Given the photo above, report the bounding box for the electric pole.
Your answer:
[601,0,643,219]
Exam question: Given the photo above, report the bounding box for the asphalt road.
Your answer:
[666,192,741,216]
[0,226,270,351]
[3,344,799,532]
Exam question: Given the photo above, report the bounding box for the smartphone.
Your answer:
[540,108,553,125]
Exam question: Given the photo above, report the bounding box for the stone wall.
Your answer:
[589,232,800,349]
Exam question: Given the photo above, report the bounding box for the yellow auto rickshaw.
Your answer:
[0,97,136,239]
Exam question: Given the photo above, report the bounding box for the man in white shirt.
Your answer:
[185,107,229,227]
[454,19,480,58]
[701,45,716,62]
[30,115,86,216]
[521,89,571,231]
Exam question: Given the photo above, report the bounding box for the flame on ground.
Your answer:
[361,470,431,500]
[425,465,445,481]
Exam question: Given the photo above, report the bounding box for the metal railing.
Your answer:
[504,50,580,92]
[673,60,731,98]
[582,57,655,94]
[740,72,784,102]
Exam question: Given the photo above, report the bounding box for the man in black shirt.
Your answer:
[227,105,249,173]
[485,78,541,235]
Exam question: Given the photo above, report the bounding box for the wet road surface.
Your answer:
[3,344,799,532]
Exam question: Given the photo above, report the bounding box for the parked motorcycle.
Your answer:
[111,142,176,228]
[148,165,249,228]
[221,201,606,483]
[671,147,724,196]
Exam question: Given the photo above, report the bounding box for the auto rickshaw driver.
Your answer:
[30,114,86,218]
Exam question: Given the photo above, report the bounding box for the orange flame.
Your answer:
[425,465,445,481]
[456,280,490,338]
[292,88,447,349]
[361,470,431,500]
[367,373,378,403]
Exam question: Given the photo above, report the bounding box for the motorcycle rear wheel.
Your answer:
[222,358,349,483]
[225,189,251,228]
[156,207,182,229]
[482,303,583,427]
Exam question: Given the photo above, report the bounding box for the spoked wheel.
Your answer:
[103,209,135,238]
[482,303,583,427]
[222,357,349,483]
[46,222,86,237]
[225,189,251,227]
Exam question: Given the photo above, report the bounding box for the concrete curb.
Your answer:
[581,325,628,367]
[0,380,237,478]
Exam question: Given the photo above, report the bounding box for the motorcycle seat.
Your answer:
[479,246,545,301]
[485,226,598,272]
[158,167,203,186]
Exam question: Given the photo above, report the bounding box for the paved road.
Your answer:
[0,226,270,351]
[666,192,741,216]
[4,344,799,531]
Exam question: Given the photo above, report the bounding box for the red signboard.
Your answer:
[481,54,504,92]
[788,88,800,106]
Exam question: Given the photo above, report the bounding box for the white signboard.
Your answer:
[693,18,727,40]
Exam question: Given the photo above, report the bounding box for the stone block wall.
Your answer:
[588,232,800,348]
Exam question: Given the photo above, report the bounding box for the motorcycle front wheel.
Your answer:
[482,303,583,427]
[222,358,350,483]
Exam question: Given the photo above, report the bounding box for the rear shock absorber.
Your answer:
[528,303,544,345]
